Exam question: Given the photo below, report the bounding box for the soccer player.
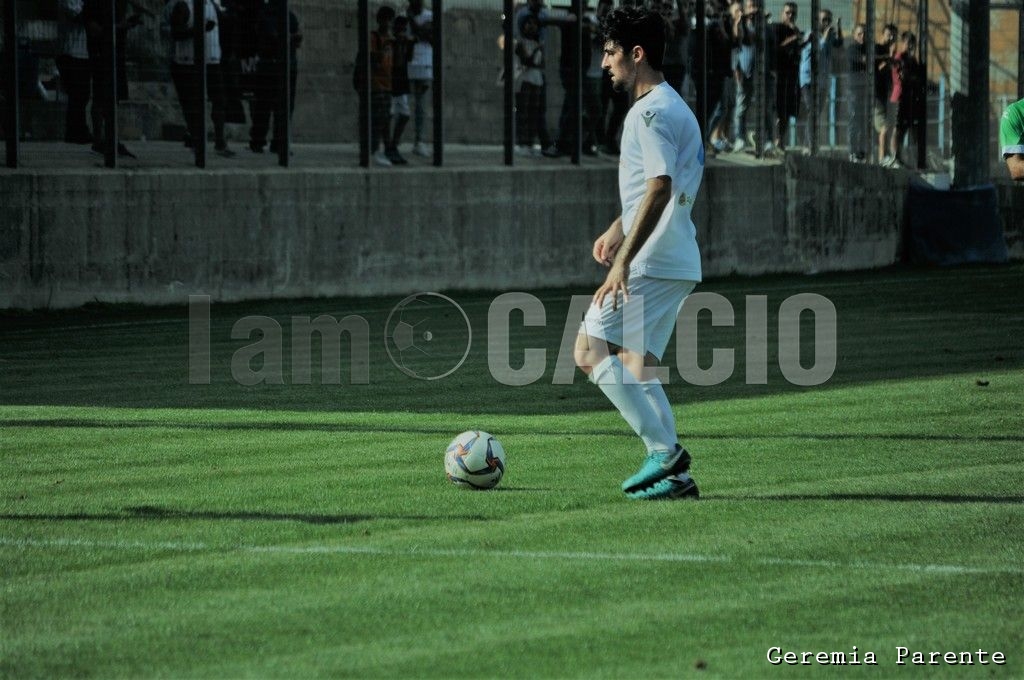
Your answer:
[1000,97,1024,181]
[573,6,703,500]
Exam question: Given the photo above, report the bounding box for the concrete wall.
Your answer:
[0,158,941,311]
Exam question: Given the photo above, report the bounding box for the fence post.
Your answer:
[916,0,927,169]
[503,0,514,165]
[277,0,290,167]
[104,0,117,168]
[193,0,207,168]
[431,0,443,166]
[358,0,369,167]
[4,0,19,168]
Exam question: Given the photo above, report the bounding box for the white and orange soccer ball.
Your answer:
[444,431,506,489]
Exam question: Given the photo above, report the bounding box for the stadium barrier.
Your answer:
[2,155,995,310]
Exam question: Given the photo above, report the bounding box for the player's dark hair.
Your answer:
[899,30,916,48]
[601,7,666,71]
[377,5,396,22]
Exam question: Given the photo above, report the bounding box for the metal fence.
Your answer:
[2,0,1022,171]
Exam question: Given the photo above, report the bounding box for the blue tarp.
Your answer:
[905,181,1009,265]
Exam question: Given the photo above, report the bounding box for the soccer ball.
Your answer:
[444,431,506,489]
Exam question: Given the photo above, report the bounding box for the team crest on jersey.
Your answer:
[641,110,657,127]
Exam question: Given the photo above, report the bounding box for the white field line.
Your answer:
[1,536,1021,577]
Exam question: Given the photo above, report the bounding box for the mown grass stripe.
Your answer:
[3,536,1020,576]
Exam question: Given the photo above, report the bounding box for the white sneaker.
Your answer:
[373,150,392,166]
[413,142,430,157]
[732,138,746,152]
[880,155,895,168]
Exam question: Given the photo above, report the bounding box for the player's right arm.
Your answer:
[592,216,624,267]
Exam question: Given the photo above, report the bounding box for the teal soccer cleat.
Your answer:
[621,445,692,494]
[626,474,700,500]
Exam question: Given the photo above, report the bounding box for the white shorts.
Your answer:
[390,94,411,117]
[580,276,697,361]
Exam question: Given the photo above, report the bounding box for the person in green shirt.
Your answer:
[1000,97,1024,181]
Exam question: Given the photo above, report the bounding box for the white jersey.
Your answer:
[164,0,222,65]
[618,81,703,281]
[408,8,433,80]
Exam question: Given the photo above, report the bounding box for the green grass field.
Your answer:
[2,264,1023,677]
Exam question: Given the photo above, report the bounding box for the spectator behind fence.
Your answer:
[1001,98,1024,181]
[515,0,575,158]
[884,31,920,168]
[406,0,433,157]
[215,0,249,128]
[873,23,897,164]
[163,0,234,157]
[597,0,627,154]
[514,14,552,156]
[658,0,689,97]
[249,0,301,155]
[581,2,604,153]
[704,0,735,154]
[771,1,800,152]
[549,0,591,157]
[729,0,759,152]
[799,8,842,151]
[57,0,96,145]
[845,22,867,161]
[82,0,141,158]
[387,15,413,165]
[365,6,394,166]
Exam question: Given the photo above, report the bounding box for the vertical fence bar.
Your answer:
[694,2,706,140]
[431,0,442,166]
[104,0,117,168]
[916,0,927,169]
[194,0,206,167]
[358,0,369,167]
[4,0,19,168]
[809,0,819,154]
[1019,0,1023,99]
[754,7,767,158]
[503,0,514,165]
[865,0,875,163]
[571,0,582,164]
[277,0,290,167]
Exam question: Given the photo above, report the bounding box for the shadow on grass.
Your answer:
[3,419,1022,445]
[0,505,488,525]
[711,494,1024,504]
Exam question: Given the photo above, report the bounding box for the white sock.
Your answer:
[641,378,677,445]
[590,355,676,453]
[641,378,690,481]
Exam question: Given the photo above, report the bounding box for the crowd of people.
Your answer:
[56,0,302,160]
[497,0,926,166]
[356,0,434,166]
[50,0,928,167]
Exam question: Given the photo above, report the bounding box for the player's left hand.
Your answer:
[593,264,629,311]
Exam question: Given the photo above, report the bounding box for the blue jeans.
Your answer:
[411,79,430,143]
